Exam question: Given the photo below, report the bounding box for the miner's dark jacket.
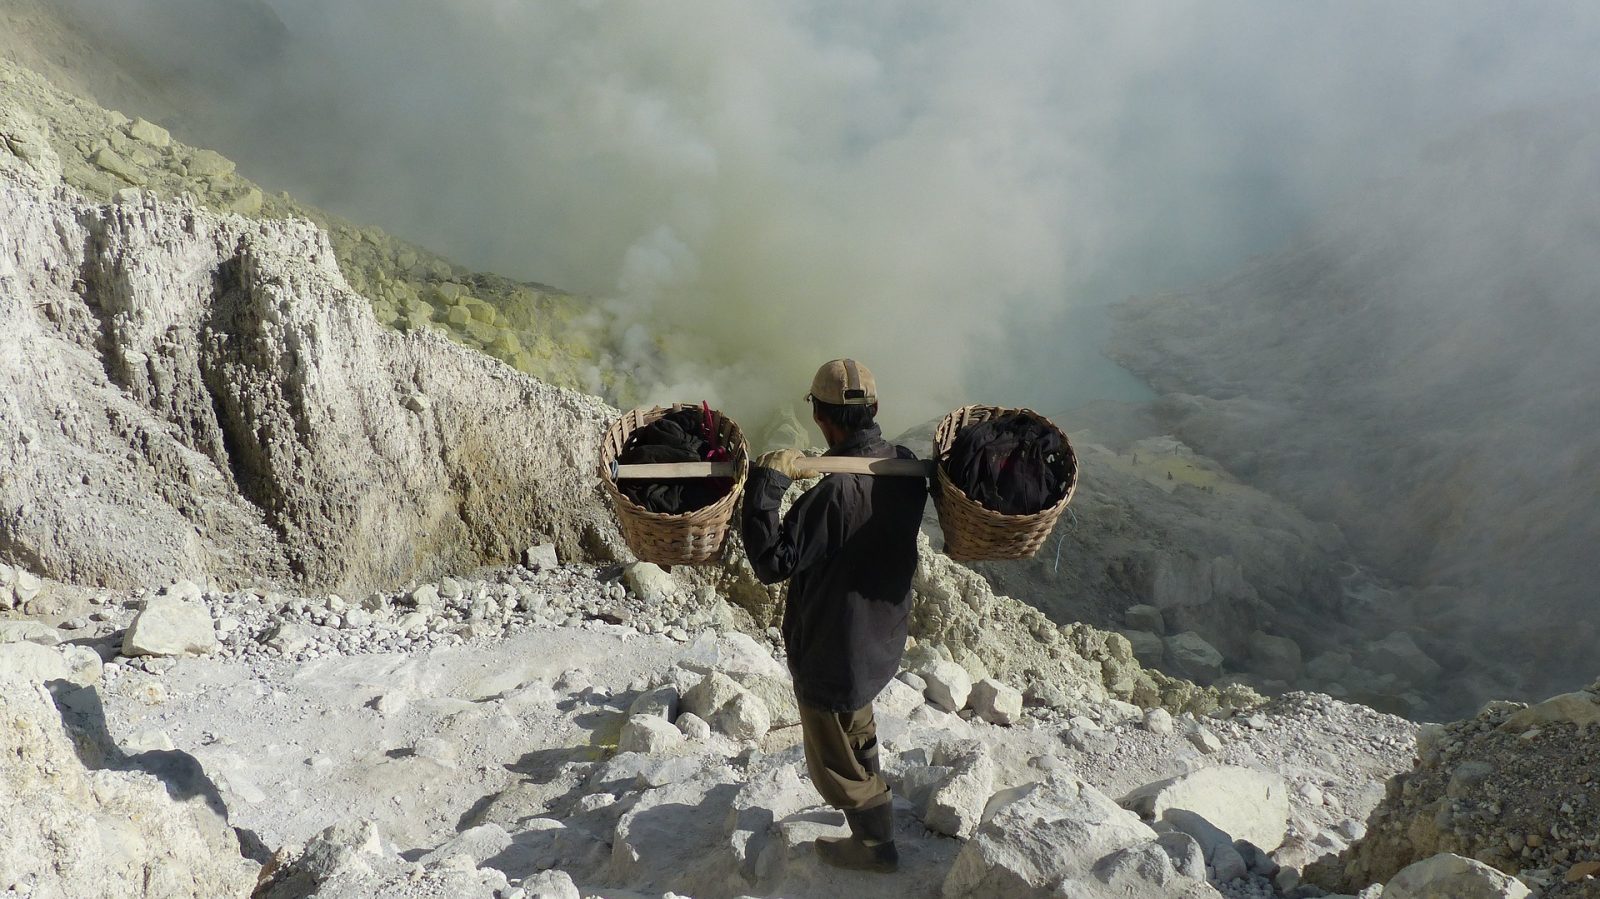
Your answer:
[740,424,927,712]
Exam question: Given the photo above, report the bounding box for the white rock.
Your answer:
[0,620,62,645]
[675,713,711,740]
[682,630,786,678]
[1144,707,1175,734]
[715,690,770,742]
[877,676,926,719]
[678,673,770,741]
[0,642,92,685]
[924,748,994,839]
[1185,722,1223,753]
[523,543,559,569]
[618,715,684,754]
[420,823,511,868]
[943,773,1199,898]
[622,562,677,604]
[11,568,43,603]
[60,645,102,685]
[969,678,1023,726]
[1120,765,1290,851]
[123,596,218,657]
[921,660,973,712]
[0,671,258,896]
[524,868,581,899]
[627,684,680,720]
[1380,852,1531,899]
[161,579,204,603]
[265,621,315,654]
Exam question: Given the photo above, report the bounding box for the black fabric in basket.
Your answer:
[943,412,1067,515]
[617,407,732,514]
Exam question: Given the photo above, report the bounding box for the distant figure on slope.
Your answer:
[741,358,927,874]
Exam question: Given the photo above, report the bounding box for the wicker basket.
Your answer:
[598,403,749,566]
[932,405,1077,561]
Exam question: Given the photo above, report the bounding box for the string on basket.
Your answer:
[700,400,729,463]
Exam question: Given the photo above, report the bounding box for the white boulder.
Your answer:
[618,715,685,754]
[921,660,973,712]
[522,543,559,569]
[622,562,678,604]
[923,748,995,839]
[0,642,97,686]
[627,685,680,721]
[1144,707,1175,734]
[524,868,581,899]
[969,678,1023,726]
[877,676,926,719]
[0,672,259,896]
[682,672,769,742]
[123,596,218,657]
[943,773,1214,899]
[1120,765,1290,851]
[1380,853,1531,899]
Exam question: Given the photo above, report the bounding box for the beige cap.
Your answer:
[806,358,877,406]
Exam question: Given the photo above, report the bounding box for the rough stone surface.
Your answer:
[969,678,1023,726]
[618,714,685,754]
[0,163,624,596]
[923,748,994,839]
[1121,765,1290,851]
[123,596,218,657]
[1380,853,1532,899]
[623,562,678,604]
[1309,680,1600,896]
[0,672,259,897]
[921,659,974,712]
[1165,631,1225,684]
[942,773,1217,899]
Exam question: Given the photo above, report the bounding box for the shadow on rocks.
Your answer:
[45,680,273,864]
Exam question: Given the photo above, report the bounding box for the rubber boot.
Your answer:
[816,802,898,873]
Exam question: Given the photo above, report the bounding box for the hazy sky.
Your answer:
[58,0,1600,429]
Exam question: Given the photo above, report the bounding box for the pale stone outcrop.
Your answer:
[1120,765,1290,851]
[0,170,623,594]
[943,773,1218,899]
[123,595,218,657]
[0,672,258,897]
[1380,853,1531,899]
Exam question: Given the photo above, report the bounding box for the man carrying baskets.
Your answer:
[741,358,927,874]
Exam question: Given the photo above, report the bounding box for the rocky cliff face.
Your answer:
[0,169,621,593]
[1110,101,1600,713]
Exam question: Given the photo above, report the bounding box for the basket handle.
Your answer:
[613,458,935,479]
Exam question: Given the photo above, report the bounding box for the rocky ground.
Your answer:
[3,556,1422,899]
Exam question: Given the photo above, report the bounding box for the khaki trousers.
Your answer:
[797,699,891,812]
